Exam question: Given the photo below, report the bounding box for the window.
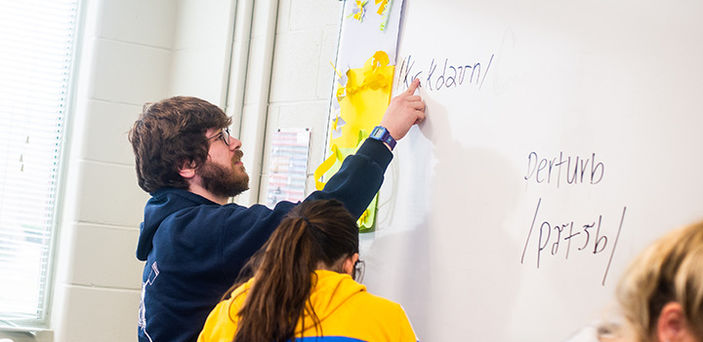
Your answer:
[0,0,80,329]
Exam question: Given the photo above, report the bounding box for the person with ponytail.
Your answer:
[131,80,425,342]
[197,199,418,342]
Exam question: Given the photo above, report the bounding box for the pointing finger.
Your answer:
[406,78,420,95]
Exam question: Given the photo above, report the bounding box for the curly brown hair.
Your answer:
[128,96,231,193]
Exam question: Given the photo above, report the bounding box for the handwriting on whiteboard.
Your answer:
[521,198,626,286]
[396,53,495,91]
[523,152,605,187]
[520,151,626,286]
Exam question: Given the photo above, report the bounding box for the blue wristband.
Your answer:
[369,126,396,150]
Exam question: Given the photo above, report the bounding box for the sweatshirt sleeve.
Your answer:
[218,138,392,274]
[303,138,393,218]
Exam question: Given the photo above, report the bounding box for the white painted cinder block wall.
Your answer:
[259,0,341,201]
[0,1,341,341]
[49,1,173,341]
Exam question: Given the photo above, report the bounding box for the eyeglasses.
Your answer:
[352,259,365,283]
[207,127,231,146]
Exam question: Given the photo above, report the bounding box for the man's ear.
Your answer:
[656,302,691,342]
[178,160,197,179]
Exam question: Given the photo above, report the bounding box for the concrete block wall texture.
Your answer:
[258,0,342,204]
[169,0,235,107]
[50,0,174,340]
[0,1,341,341]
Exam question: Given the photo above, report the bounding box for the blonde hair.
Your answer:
[616,221,703,342]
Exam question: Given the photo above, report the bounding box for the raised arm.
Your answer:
[380,78,426,144]
[307,78,427,217]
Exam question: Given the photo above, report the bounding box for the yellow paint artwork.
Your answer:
[315,51,395,231]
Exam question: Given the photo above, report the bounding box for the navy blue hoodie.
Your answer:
[136,139,392,342]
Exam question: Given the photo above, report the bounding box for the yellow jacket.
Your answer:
[198,270,417,342]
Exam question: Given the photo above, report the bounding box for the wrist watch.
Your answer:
[369,126,397,150]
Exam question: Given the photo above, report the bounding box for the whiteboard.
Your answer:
[359,1,703,341]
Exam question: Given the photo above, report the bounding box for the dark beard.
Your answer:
[198,160,249,199]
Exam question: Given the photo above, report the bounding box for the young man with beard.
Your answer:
[129,79,425,342]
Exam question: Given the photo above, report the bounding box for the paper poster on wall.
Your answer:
[316,0,404,232]
[265,128,311,207]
